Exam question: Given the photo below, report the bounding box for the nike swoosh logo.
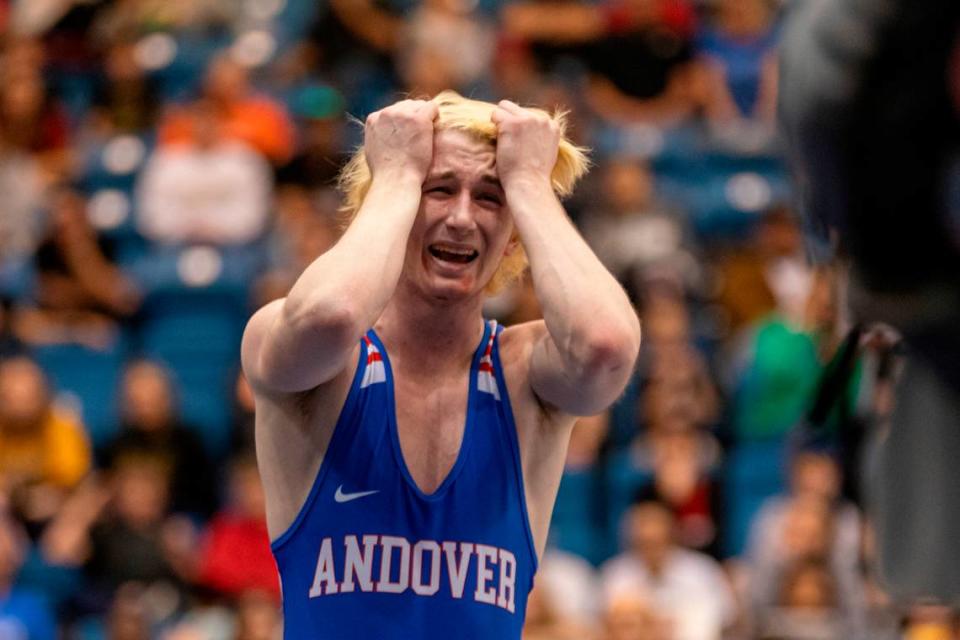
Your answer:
[334,485,380,503]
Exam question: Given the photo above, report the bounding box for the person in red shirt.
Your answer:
[196,451,280,601]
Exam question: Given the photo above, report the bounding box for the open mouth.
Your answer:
[428,243,479,264]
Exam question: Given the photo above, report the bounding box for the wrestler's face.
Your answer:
[404,129,516,301]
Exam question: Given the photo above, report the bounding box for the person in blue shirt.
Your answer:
[0,517,56,640]
[241,91,640,638]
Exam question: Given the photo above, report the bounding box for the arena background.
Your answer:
[0,0,944,637]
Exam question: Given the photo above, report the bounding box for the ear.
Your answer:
[503,233,520,256]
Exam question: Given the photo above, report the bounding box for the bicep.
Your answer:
[241,298,359,394]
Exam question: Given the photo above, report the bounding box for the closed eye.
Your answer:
[476,193,503,206]
[425,185,454,196]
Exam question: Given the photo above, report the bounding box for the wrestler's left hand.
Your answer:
[491,100,560,191]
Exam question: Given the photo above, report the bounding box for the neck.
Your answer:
[375,285,486,374]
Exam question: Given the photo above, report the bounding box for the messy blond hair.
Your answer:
[337,91,590,294]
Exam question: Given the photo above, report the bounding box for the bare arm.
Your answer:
[492,101,641,416]
[241,100,439,394]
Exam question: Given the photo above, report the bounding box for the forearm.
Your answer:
[249,171,422,390]
[506,179,639,367]
[283,171,421,333]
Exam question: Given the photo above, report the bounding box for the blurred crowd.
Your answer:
[0,0,946,638]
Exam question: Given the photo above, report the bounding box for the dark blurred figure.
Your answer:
[0,514,56,639]
[0,41,71,182]
[42,456,196,618]
[0,356,91,527]
[502,0,701,125]
[88,37,161,135]
[780,0,960,601]
[16,188,140,349]
[277,85,348,190]
[195,452,279,602]
[105,582,151,640]
[101,360,215,517]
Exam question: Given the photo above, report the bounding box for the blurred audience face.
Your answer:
[756,209,802,259]
[108,582,150,640]
[641,292,689,345]
[113,458,171,528]
[790,452,841,501]
[0,357,51,433]
[229,457,266,519]
[204,56,250,104]
[121,361,174,432]
[0,75,44,124]
[236,591,281,640]
[603,159,654,216]
[715,0,774,37]
[626,502,674,570]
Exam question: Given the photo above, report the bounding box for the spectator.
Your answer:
[42,456,196,616]
[137,99,273,246]
[645,429,720,555]
[0,63,71,182]
[579,157,698,300]
[195,452,279,602]
[398,0,495,96]
[87,37,161,135]
[0,129,45,265]
[0,356,91,514]
[601,498,736,639]
[16,188,140,349]
[758,559,847,640]
[747,493,865,633]
[714,207,811,335]
[0,515,56,640]
[724,267,841,443]
[158,55,295,165]
[277,85,349,191]
[697,0,781,125]
[101,360,216,518]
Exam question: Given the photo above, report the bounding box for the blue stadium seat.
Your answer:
[33,337,128,450]
[130,245,264,455]
[720,439,788,558]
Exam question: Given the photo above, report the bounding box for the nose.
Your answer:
[444,190,477,235]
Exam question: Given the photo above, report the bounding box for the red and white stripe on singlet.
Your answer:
[360,336,386,388]
[477,320,500,400]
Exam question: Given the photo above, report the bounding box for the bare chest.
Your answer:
[392,373,470,495]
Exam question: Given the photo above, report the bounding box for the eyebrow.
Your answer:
[424,171,503,190]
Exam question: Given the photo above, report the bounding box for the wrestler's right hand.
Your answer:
[363,99,439,182]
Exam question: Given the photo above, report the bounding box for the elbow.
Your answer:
[579,315,641,380]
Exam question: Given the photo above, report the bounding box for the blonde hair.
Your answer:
[337,91,590,294]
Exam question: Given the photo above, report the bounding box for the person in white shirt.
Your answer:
[136,99,271,246]
[601,498,737,640]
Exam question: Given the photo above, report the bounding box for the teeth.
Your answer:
[432,244,475,255]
